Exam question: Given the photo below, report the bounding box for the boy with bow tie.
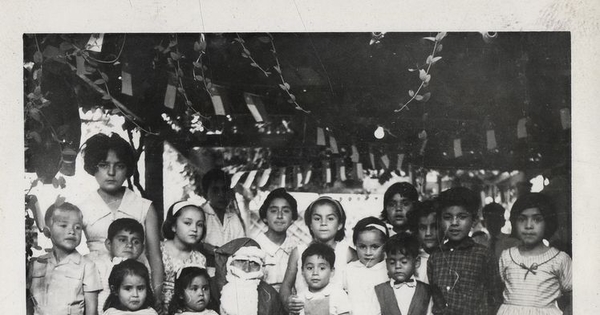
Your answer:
[374,233,432,315]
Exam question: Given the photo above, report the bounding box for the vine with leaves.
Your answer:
[396,32,446,112]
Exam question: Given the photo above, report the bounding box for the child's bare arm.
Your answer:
[279,247,300,312]
[144,205,164,303]
[84,291,99,315]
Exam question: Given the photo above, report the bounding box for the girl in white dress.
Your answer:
[498,193,572,315]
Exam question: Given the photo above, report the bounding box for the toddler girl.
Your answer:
[498,193,572,315]
[161,201,208,313]
[252,188,299,291]
[168,267,218,315]
[343,217,389,315]
[280,196,355,313]
[103,259,158,315]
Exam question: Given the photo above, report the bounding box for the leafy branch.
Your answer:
[395,32,446,112]
[192,33,214,98]
[267,34,310,113]
[235,33,271,77]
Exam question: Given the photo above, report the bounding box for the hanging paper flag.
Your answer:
[279,167,287,188]
[210,85,227,116]
[329,136,339,154]
[258,168,271,187]
[355,162,364,180]
[294,166,303,188]
[560,108,571,130]
[316,127,326,146]
[86,33,105,52]
[244,92,269,123]
[326,166,332,183]
[164,84,177,109]
[454,139,463,158]
[243,170,257,189]
[369,151,376,170]
[486,130,497,150]
[396,154,405,172]
[76,56,88,76]
[380,154,390,169]
[121,68,133,96]
[351,145,360,163]
[230,171,244,188]
[304,167,312,185]
[517,118,528,138]
[339,164,347,181]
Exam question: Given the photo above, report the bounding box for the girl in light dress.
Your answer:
[103,259,158,315]
[167,267,218,315]
[280,196,355,314]
[343,217,390,315]
[252,188,298,292]
[498,193,572,315]
[160,201,208,313]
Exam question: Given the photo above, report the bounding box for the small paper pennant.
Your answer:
[243,170,257,189]
[339,165,347,181]
[380,154,390,169]
[560,108,571,130]
[164,84,177,109]
[244,92,269,123]
[396,154,405,172]
[279,167,287,188]
[454,139,463,158]
[258,168,271,188]
[329,136,339,154]
[351,145,360,163]
[295,166,303,188]
[517,118,528,139]
[121,70,133,96]
[230,172,244,188]
[316,127,326,146]
[486,130,497,150]
[326,166,332,183]
[86,34,105,52]
[304,168,312,185]
[355,162,364,180]
[369,151,376,170]
[210,85,227,116]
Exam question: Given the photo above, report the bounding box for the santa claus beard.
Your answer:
[220,278,260,315]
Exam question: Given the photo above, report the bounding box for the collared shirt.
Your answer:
[252,232,297,291]
[299,284,350,315]
[427,237,503,315]
[202,202,245,247]
[415,248,430,284]
[28,250,102,315]
[78,188,151,253]
[391,277,418,315]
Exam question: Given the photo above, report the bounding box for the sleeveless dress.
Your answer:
[497,247,572,315]
[161,241,207,313]
[294,240,351,295]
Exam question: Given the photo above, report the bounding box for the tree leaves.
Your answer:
[409,90,415,97]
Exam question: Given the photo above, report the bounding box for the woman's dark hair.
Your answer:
[304,196,347,242]
[168,267,217,314]
[162,201,207,240]
[259,188,299,221]
[104,259,155,311]
[509,193,558,239]
[352,216,389,245]
[82,133,136,177]
[380,182,419,222]
[199,169,231,197]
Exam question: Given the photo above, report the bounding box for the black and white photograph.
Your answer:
[2,1,600,314]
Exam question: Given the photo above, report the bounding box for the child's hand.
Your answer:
[287,295,304,313]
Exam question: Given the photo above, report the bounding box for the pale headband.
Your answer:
[366,223,388,236]
[175,263,207,279]
[172,200,202,215]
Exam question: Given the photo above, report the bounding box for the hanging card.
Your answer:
[351,145,360,163]
[257,168,271,187]
[316,127,326,145]
[454,139,463,157]
[295,167,303,187]
[517,118,528,138]
[210,86,226,115]
[355,162,364,180]
[380,154,390,169]
[560,108,571,130]
[329,136,339,154]
[486,129,497,150]
[369,151,376,170]
[304,168,312,185]
[339,165,347,181]
[279,168,287,188]
[396,154,405,172]
[245,92,269,123]
[86,33,104,52]
[243,170,257,189]
[230,172,244,188]
[121,70,133,96]
[164,84,176,109]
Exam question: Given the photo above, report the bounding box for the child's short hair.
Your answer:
[168,267,217,315]
[162,201,206,240]
[44,202,82,227]
[407,199,438,233]
[509,193,558,239]
[482,203,505,217]
[259,188,299,221]
[380,182,419,222]
[82,133,136,177]
[107,218,145,242]
[352,216,389,245]
[383,233,420,259]
[199,169,231,197]
[301,242,336,268]
[105,259,155,311]
[304,196,347,242]
[438,187,480,217]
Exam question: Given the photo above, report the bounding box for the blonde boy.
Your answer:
[27,202,102,315]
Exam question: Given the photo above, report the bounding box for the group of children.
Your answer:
[27,181,572,315]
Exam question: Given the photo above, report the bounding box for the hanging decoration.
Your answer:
[396,32,446,112]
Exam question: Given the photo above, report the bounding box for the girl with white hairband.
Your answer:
[160,201,208,314]
[344,216,390,315]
